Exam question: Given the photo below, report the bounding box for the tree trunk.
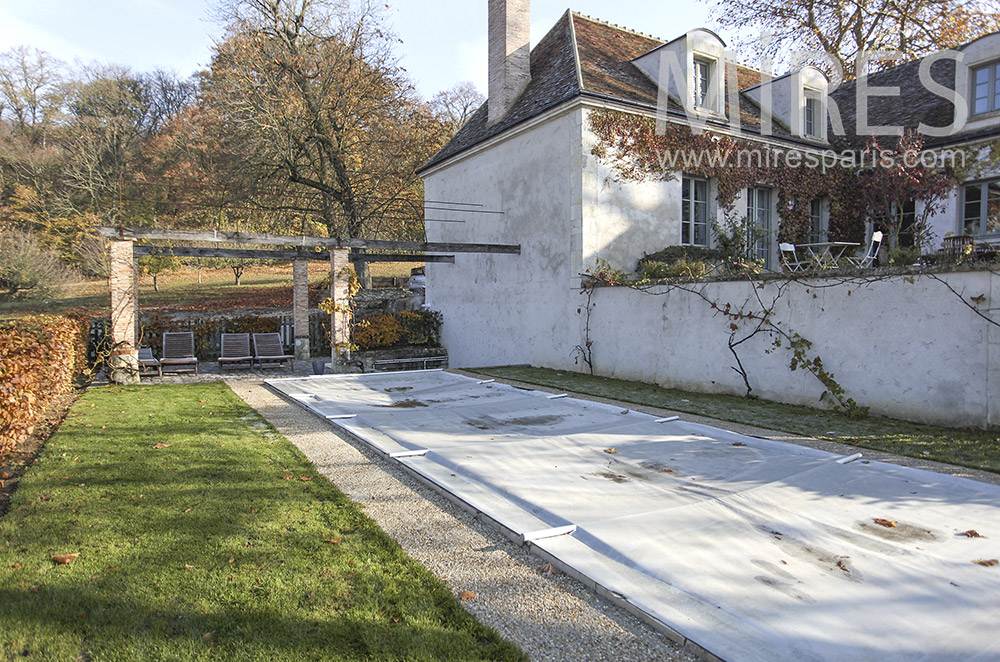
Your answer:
[153,274,159,292]
[356,260,371,290]
[233,265,243,286]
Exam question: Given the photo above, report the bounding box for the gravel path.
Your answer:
[228,380,700,662]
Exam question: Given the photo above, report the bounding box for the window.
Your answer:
[693,59,711,108]
[809,198,827,243]
[972,63,1000,115]
[746,187,772,267]
[803,91,821,137]
[963,181,1000,236]
[682,176,709,246]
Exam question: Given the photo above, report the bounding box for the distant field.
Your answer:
[0,262,422,320]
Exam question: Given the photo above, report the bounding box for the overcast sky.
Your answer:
[0,1,715,99]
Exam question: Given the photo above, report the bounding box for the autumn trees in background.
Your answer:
[711,0,1000,76]
[0,0,481,297]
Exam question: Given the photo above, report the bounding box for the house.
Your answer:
[417,1,1000,428]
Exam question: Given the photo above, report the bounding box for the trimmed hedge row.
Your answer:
[0,315,87,455]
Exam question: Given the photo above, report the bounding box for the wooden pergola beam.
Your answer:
[98,226,520,255]
[134,245,456,263]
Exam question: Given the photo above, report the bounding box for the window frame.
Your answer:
[971,61,1000,116]
[746,186,772,267]
[681,175,710,247]
[962,180,1000,237]
[692,58,713,110]
[803,90,821,137]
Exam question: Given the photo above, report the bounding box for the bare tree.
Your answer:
[429,81,485,135]
[709,0,1000,75]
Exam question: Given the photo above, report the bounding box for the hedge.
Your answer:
[0,315,87,455]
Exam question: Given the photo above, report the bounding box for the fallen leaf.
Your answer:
[536,562,561,577]
[973,559,998,567]
[732,442,747,447]
[458,590,476,601]
[662,468,673,473]
[324,538,342,544]
[0,471,11,479]
[184,507,192,513]
[962,530,985,538]
[203,632,213,640]
[152,443,172,449]
[228,558,235,564]
[52,553,79,565]
[620,409,630,415]
[184,564,195,569]
[11,563,21,569]
[873,518,897,528]
[282,476,294,480]
[603,448,619,455]
[299,476,313,482]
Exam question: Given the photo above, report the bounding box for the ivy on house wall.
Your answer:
[588,110,980,249]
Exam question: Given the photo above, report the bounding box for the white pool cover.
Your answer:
[267,370,1000,662]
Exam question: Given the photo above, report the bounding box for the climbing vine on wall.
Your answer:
[588,110,974,246]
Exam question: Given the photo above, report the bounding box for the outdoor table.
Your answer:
[797,241,861,268]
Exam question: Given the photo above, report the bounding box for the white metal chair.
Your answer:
[848,231,883,268]
[779,243,806,272]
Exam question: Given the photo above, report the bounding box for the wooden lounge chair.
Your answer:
[161,332,199,374]
[137,347,161,377]
[218,333,253,370]
[253,333,294,370]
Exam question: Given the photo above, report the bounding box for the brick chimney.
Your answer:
[488,0,531,126]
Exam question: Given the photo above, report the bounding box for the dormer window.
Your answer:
[803,91,821,137]
[693,58,712,108]
[972,62,1000,115]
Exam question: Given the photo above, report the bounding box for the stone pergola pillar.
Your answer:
[108,238,140,384]
[292,259,310,360]
[329,248,352,363]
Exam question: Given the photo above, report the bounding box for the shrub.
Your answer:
[0,231,78,301]
[640,258,711,279]
[352,314,405,350]
[351,309,443,350]
[637,246,725,270]
[0,315,87,454]
[397,309,443,345]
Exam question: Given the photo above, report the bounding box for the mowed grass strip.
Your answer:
[0,382,524,662]
[472,366,1000,474]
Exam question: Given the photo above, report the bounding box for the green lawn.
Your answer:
[471,366,1000,474]
[0,262,422,321]
[0,382,523,661]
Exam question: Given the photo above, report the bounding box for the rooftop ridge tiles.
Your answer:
[570,11,664,44]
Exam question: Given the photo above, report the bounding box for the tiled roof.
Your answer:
[420,11,580,171]
[420,13,999,172]
[829,57,958,150]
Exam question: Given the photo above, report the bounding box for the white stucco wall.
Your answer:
[422,107,585,369]
[581,270,999,427]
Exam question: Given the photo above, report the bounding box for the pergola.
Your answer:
[97,226,520,384]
